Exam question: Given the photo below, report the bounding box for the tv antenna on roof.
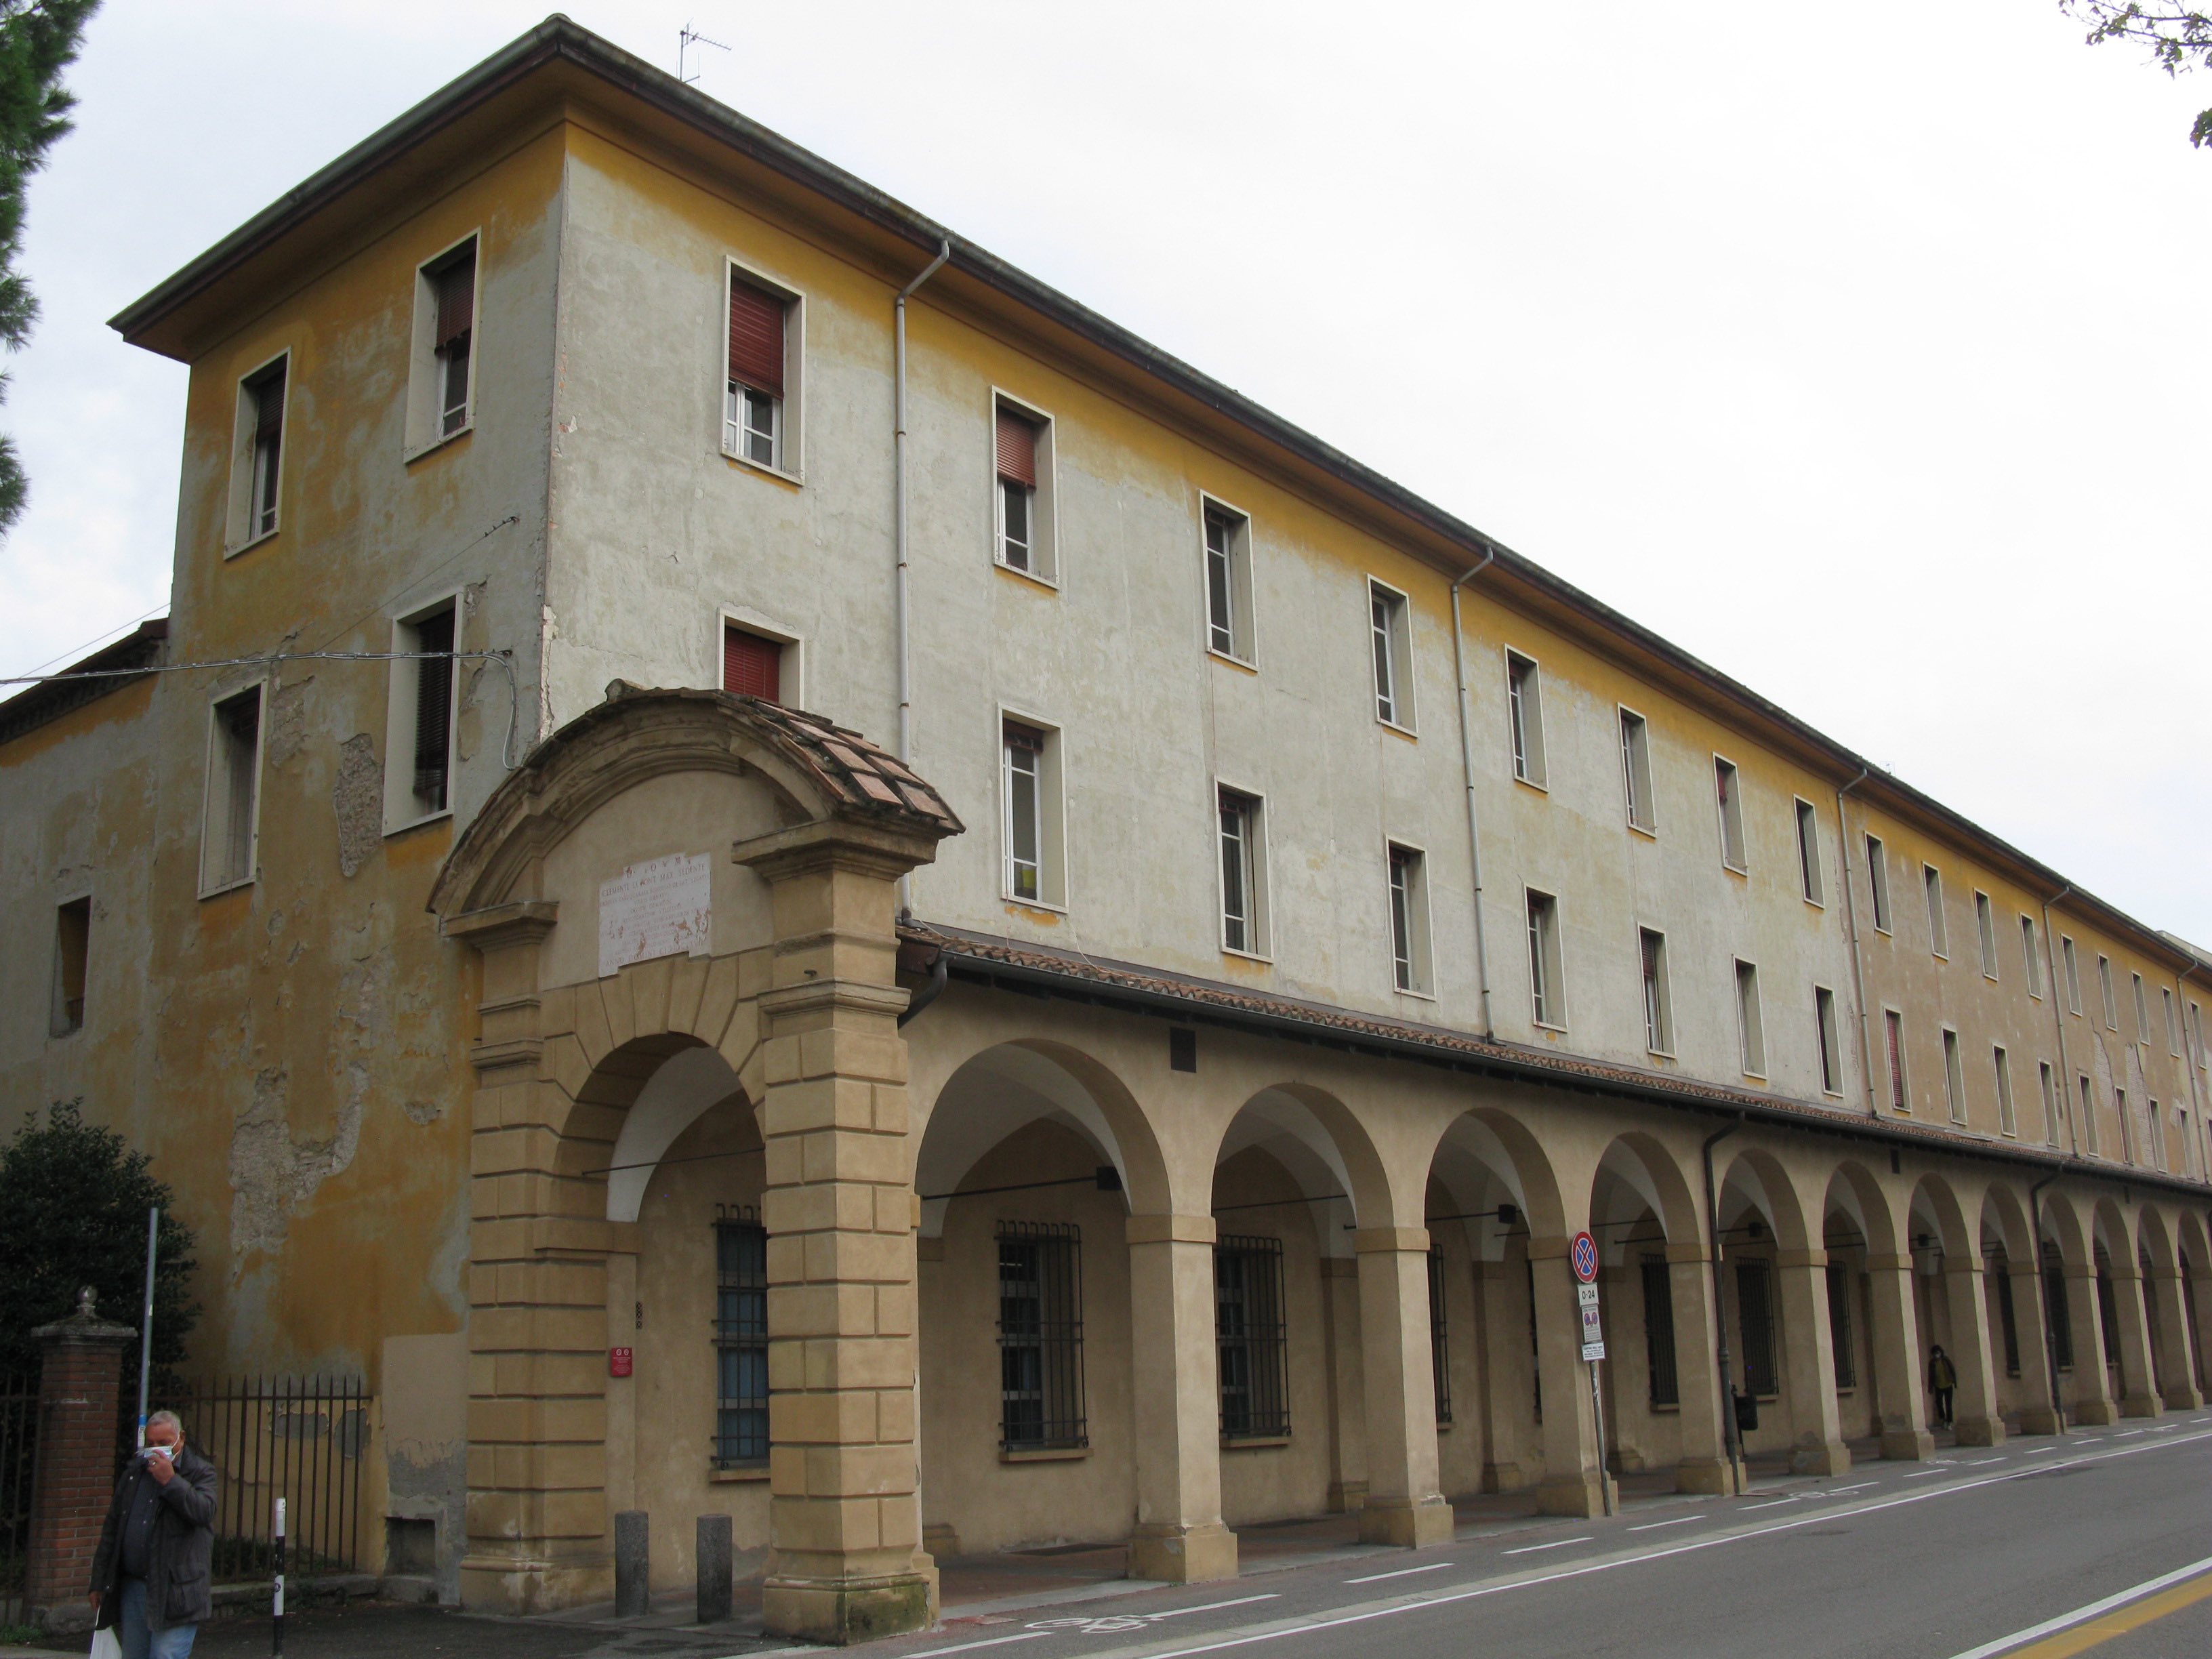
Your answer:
[679,22,729,85]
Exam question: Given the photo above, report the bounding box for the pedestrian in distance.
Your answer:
[87,1408,218,1658]
[1927,1344,1958,1428]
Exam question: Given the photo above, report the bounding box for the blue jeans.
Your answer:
[117,1577,199,1658]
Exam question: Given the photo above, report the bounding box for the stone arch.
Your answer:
[1589,1132,1700,1264]
[1978,1183,2034,1265]
[1908,1172,1976,1266]
[1822,1159,1898,1253]
[1212,1082,1395,1239]
[1717,1146,1812,1252]
[2039,1188,2091,1271]
[2137,1205,2179,1277]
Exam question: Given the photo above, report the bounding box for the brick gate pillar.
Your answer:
[738,819,943,1644]
[1351,1229,1451,1547]
[1774,1250,1851,1473]
[26,1289,136,1626]
[1864,1254,1935,1458]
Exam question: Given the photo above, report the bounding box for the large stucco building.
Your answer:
[5,18,2210,1645]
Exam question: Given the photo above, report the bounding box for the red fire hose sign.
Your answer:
[1570,1231,1599,1284]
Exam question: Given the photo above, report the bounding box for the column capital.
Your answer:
[31,1286,136,1349]
[1526,1235,1571,1261]
[1775,1249,1829,1269]
[1865,1252,1913,1272]
[1128,1214,1217,1246]
[443,899,560,954]
[1351,1227,1431,1255]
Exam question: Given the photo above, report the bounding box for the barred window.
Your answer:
[1994,1258,2021,1378]
[1525,1254,1542,1422]
[1641,1254,1679,1407]
[1825,1260,1856,1389]
[1216,1235,1288,1439]
[1736,1259,1778,1397]
[1427,1249,1451,1425]
[714,1210,768,1467]
[2095,1258,2121,1370]
[2043,1244,2073,1372]
[998,1223,1086,1450]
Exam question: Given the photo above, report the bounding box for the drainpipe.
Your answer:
[2043,886,2078,1157]
[1701,1118,1746,1490]
[1834,770,1877,1117]
[2028,1172,2069,1434]
[893,238,952,918]
[897,949,949,1029]
[1450,550,1498,1038]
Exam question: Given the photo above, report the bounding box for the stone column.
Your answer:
[2147,1267,2204,1411]
[2104,1260,2163,1418]
[2062,1263,2118,1425]
[449,902,622,1616]
[1528,1239,1614,1517]
[1351,1229,1452,1547]
[2188,1271,2212,1397]
[1668,1245,1739,1495]
[1940,1258,2006,1447]
[2008,1260,2062,1436]
[1774,1250,1851,1473]
[1864,1254,1934,1459]
[1472,1260,1528,1493]
[1125,1214,1236,1583]
[1318,1257,1368,1513]
[739,821,941,1643]
[25,1290,136,1629]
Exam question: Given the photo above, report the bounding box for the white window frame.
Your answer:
[1923,864,1948,960]
[1368,578,1416,734]
[48,888,91,1042]
[405,230,482,460]
[1524,886,1567,1031]
[2039,1061,2058,1145]
[2062,935,2083,1015]
[2162,986,2181,1057]
[1994,1046,2016,1137]
[383,590,464,835]
[1734,959,1767,1080]
[1865,834,1891,933]
[710,604,804,705]
[1506,651,1548,790]
[1883,1006,1910,1113]
[2097,954,2117,1030]
[1215,780,1271,960]
[1975,891,1999,981]
[224,347,290,555]
[990,388,1058,588]
[2022,915,2043,1000]
[1815,983,1843,1097]
[720,255,806,483]
[1941,1026,1967,1125]
[1793,797,1824,907]
[2078,1073,2098,1155]
[199,679,268,899]
[1000,708,1068,912]
[1639,926,1674,1057]
[1200,493,1258,667]
[1714,755,1746,873]
[1619,707,1656,835]
[1386,840,1435,998]
[2131,972,2149,1048]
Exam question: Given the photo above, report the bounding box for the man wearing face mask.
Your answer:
[87,1410,218,1658]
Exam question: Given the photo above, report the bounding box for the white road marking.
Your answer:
[2020,1446,2057,1455]
[2075,1434,2104,1441]
[908,1633,1050,1656]
[1626,1515,1700,1531]
[1071,1429,2212,1659]
[1343,1563,1452,1584]
[2114,1429,2146,1437]
[1826,1482,1875,1493]
[1902,1470,1942,1479]
[1961,1457,2006,1465]
[1501,1536,1593,1555]
[1940,1553,2212,1659]
[1736,1497,1798,1510]
[1147,1597,1279,1620]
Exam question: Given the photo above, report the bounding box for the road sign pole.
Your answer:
[1589,1358,1614,1517]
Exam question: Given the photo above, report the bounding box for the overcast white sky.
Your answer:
[5,1,2207,943]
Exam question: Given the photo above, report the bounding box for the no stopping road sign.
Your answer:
[1570,1230,1599,1284]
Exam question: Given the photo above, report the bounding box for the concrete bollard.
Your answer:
[613,1510,649,1617]
[696,1514,733,1624]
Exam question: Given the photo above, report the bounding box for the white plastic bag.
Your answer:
[89,1626,121,1659]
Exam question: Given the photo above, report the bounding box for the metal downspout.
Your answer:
[1835,770,1877,1116]
[2044,886,2078,1156]
[893,239,951,917]
[1450,550,1498,1038]
[2028,1172,2070,1434]
[1702,1118,1746,1491]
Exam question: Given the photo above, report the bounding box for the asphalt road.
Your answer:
[896,1416,2212,1659]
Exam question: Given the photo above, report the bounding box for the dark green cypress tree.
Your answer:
[0,0,100,531]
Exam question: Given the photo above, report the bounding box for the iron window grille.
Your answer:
[2095,1256,2121,1372]
[1736,1259,1778,1398]
[1641,1254,1679,1407]
[1995,1256,2022,1378]
[997,1222,1086,1451]
[1525,1254,1542,1422]
[2043,1244,2073,1371]
[1427,1249,1452,1425]
[714,1208,768,1468]
[1216,1235,1288,1439]
[1825,1260,1856,1389]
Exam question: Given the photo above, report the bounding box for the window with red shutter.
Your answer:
[996,408,1036,488]
[723,627,783,703]
[726,275,789,467]
[994,401,1054,579]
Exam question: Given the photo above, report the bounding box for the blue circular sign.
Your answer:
[1570,1231,1599,1284]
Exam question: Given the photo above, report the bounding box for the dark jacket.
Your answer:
[89,1444,218,1630]
[1927,1352,1959,1391]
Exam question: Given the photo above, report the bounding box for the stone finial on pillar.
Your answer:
[26,1288,138,1629]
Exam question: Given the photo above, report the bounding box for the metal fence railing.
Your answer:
[125,1375,367,1584]
[0,1373,38,1626]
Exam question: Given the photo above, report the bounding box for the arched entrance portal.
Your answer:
[429,686,962,1643]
